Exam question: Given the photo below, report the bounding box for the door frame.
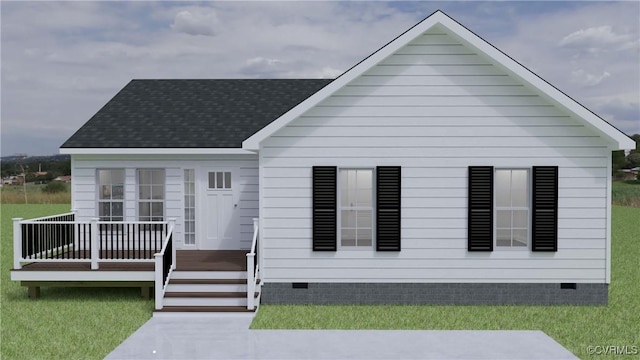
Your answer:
[197,167,239,250]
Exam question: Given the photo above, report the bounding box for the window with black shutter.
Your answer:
[532,166,558,252]
[376,166,401,251]
[468,166,493,251]
[312,166,337,251]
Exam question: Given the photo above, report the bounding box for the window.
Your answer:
[208,171,231,189]
[98,169,124,221]
[340,169,373,247]
[312,166,401,252]
[184,169,196,245]
[138,169,164,221]
[495,169,528,247]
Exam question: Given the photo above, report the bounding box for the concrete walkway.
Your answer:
[106,314,577,360]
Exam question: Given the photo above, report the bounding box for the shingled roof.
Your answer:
[61,79,333,149]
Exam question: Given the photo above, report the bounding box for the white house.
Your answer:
[11,11,635,310]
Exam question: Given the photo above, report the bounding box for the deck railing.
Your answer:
[246,218,260,310]
[154,220,176,310]
[13,211,171,270]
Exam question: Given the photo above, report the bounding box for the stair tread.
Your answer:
[165,292,259,298]
[169,279,246,285]
[157,306,255,313]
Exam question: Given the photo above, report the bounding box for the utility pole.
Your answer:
[19,163,27,204]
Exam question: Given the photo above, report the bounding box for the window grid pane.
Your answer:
[97,169,124,221]
[184,169,196,245]
[495,169,529,248]
[340,169,373,247]
[138,169,164,221]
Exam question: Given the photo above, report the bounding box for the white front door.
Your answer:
[199,169,238,249]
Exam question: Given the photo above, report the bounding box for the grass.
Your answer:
[252,206,640,359]
[0,183,71,204]
[612,180,640,207]
[1,204,638,359]
[0,204,153,360]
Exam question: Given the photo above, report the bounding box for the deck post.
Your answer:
[90,218,99,270]
[154,253,163,310]
[13,218,23,270]
[246,253,255,310]
[168,218,176,270]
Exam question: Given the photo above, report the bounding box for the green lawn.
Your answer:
[612,180,640,207]
[252,206,640,359]
[0,204,153,360]
[1,205,638,359]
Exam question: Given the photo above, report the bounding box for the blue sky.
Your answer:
[1,1,638,156]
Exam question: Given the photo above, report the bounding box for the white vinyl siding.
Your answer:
[260,28,609,284]
[70,154,258,249]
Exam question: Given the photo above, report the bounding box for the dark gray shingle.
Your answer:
[61,79,333,148]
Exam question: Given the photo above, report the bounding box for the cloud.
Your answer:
[171,10,218,36]
[317,67,343,79]
[559,25,636,52]
[240,57,286,77]
[1,1,638,155]
[570,69,611,87]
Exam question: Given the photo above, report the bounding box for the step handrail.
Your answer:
[154,218,176,310]
[246,218,259,310]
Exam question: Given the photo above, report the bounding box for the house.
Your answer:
[53,175,72,183]
[616,167,639,181]
[11,11,635,310]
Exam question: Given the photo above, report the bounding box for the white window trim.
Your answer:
[136,168,166,222]
[337,167,375,251]
[96,168,125,221]
[494,168,531,251]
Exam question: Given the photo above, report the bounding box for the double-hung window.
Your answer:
[313,166,401,251]
[340,169,373,247]
[495,169,529,248]
[98,169,124,221]
[138,169,165,221]
[468,166,557,252]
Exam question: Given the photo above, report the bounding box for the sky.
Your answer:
[1,1,639,156]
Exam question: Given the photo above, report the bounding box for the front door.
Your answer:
[200,169,238,249]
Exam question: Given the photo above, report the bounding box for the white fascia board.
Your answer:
[10,270,154,282]
[242,11,449,151]
[439,15,635,150]
[60,148,256,155]
[242,10,635,151]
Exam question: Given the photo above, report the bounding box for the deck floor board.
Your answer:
[15,250,247,272]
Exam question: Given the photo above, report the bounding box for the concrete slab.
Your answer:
[106,316,577,360]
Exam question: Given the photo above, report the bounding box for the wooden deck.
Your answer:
[176,250,247,271]
[14,250,247,272]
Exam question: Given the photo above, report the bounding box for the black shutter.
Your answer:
[312,166,337,251]
[532,166,558,252]
[468,166,493,251]
[376,166,401,251]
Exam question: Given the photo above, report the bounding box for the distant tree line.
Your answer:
[1,155,71,183]
[613,134,640,178]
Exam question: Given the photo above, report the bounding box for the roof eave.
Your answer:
[60,148,257,155]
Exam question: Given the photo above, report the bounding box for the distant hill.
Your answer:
[1,154,70,163]
[1,155,71,179]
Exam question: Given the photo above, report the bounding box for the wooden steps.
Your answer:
[160,270,259,311]
[156,306,254,313]
[169,279,246,285]
[165,292,259,298]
